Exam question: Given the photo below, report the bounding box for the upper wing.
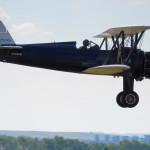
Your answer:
[94,26,150,38]
[82,65,130,75]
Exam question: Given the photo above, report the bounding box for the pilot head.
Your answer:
[83,39,89,47]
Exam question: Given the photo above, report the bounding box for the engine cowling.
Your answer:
[144,52,150,79]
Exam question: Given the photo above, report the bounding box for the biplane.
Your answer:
[0,21,150,108]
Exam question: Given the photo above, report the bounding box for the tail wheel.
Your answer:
[123,91,139,108]
[116,92,127,108]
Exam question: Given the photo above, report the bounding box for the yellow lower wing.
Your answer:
[82,65,130,75]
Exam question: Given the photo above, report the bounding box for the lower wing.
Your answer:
[82,65,130,75]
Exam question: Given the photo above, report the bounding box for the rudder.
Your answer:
[0,21,15,45]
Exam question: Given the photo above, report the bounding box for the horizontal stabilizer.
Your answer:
[0,46,23,49]
[82,65,130,75]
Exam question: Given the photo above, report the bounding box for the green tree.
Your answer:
[89,143,105,150]
[0,135,17,150]
[107,144,119,150]
[17,136,40,150]
[102,146,110,150]
[119,139,150,150]
[41,138,55,150]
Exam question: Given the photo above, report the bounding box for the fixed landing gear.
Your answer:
[116,72,139,108]
[116,92,126,108]
[116,91,139,108]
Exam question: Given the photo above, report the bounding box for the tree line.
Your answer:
[0,135,150,150]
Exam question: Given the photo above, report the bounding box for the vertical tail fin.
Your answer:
[0,21,15,45]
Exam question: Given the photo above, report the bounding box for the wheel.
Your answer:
[116,92,127,108]
[122,91,139,108]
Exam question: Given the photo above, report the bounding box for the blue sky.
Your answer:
[0,0,150,134]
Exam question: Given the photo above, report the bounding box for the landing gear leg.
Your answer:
[116,72,139,108]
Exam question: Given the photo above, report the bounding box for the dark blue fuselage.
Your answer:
[0,41,145,78]
[0,42,112,72]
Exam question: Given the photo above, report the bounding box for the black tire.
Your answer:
[122,91,139,108]
[116,92,127,108]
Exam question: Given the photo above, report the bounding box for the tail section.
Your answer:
[0,21,15,45]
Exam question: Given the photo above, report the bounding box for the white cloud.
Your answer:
[12,23,36,36]
[0,7,10,21]
[11,22,54,43]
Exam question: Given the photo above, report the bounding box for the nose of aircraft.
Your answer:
[144,52,150,79]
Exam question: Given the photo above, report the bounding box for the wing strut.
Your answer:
[103,31,125,65]
[125,31,145,64]
[101,30,145,65]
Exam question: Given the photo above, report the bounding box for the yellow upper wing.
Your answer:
[94,26,150,38]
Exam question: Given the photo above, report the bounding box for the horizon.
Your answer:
[0,129,149,136]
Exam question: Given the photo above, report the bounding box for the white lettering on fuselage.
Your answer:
[11,53,22,56]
